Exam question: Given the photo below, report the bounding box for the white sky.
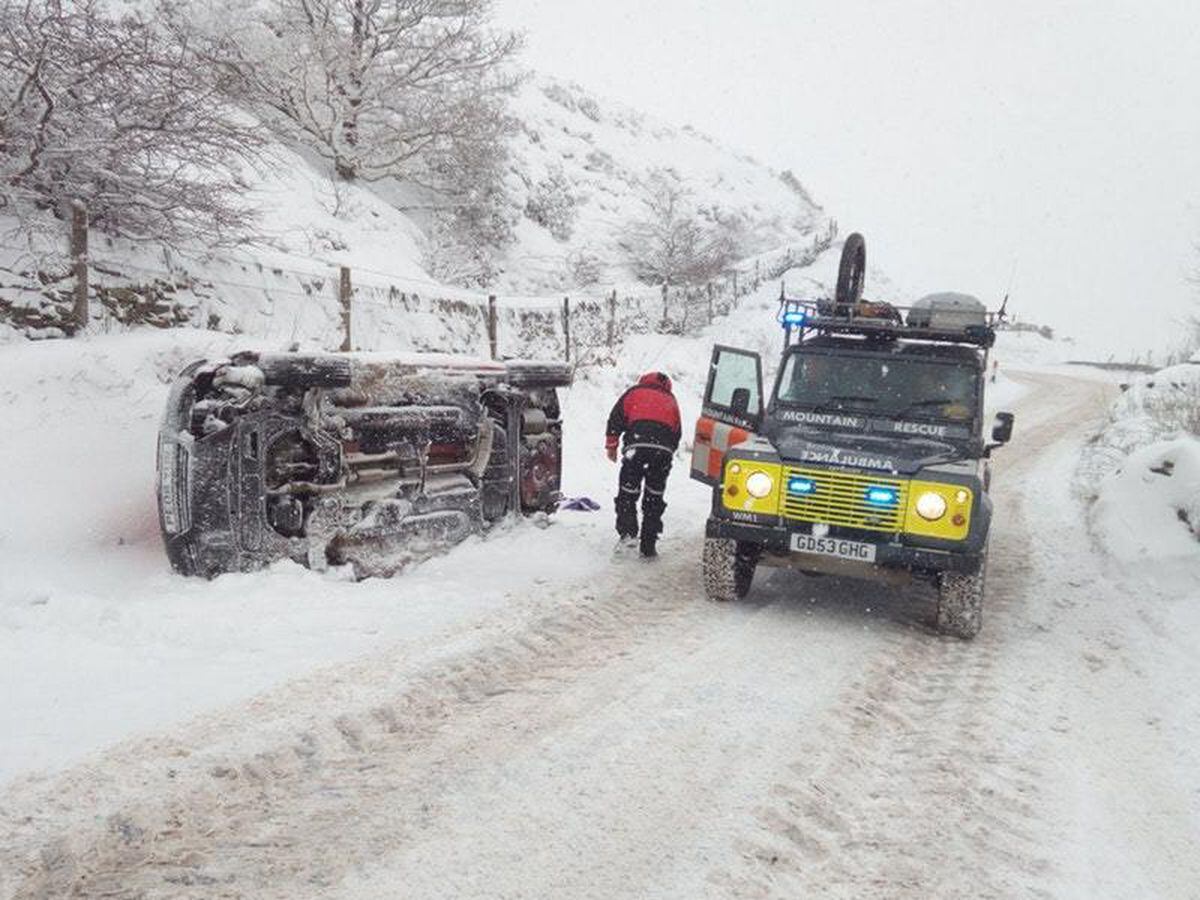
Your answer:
[495,0,1200,358]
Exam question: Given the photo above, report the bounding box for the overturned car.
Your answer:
[157,350,571,578]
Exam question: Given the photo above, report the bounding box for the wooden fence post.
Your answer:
[660,283,669,330]
[70,201,88,333]
[487,295,498,359]
[561,296,571,362]
[607,289,617,347]
[706,282,714,323]
[338,266,352,351]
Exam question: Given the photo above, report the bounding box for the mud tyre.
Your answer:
[936,555,986,639]
[835,232,867,311]
[702,537,758,602]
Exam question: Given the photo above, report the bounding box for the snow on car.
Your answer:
[157,350,571,578]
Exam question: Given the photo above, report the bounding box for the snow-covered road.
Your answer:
[4,370,1198,899]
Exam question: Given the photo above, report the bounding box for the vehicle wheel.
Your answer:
[936,555,986,639]
[835,232,866,311]
[702,537,758,602]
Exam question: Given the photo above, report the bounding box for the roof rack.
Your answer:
[777,295,999,350]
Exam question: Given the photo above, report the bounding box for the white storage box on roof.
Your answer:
[907,293,987,330]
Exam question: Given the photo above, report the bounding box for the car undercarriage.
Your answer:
[157,351,572,578]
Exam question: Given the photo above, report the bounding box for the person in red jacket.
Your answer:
[605,371,682,557]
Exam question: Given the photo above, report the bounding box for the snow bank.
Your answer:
[1092,437,1200,567]
[1078,362,1200,580]
[1079,362,1200,485]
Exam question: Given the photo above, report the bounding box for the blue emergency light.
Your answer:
[788,476,817,495]
[782,310,807,326]
[865,486,899,506]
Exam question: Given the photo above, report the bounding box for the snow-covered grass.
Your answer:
[1077,361,1200,583]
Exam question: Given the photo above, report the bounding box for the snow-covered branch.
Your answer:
[0,0,263,244]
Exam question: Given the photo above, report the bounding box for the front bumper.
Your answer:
[706,517,984,576]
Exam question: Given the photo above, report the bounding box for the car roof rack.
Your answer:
[777,295,1000,350]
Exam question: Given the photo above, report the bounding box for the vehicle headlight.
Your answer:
[915,491,948,521]
[745,470,774,499]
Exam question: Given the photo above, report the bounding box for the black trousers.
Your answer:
[615,447,672,543]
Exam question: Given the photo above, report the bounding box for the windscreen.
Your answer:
[776,351,979,422]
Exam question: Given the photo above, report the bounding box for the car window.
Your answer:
[709,349,761,413]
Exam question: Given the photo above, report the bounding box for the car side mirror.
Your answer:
[730,387,751,417]
[991,411,1014,445]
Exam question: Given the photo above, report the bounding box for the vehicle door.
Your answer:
[691,345,764,486]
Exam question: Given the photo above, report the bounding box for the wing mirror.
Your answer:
[730,387,751,417]
[990,412,1014,445]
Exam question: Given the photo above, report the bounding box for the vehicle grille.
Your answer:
[782,466,907,533]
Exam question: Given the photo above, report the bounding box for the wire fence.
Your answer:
[0,215,838,361]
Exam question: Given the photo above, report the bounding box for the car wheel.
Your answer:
[702,537,759,602]
[935,555,986,639]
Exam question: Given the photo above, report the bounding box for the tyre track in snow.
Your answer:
[1,374,1119,900]
[2,558,719,899]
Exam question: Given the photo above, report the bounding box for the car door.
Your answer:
[690,345,764,486]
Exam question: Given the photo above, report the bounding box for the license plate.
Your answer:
[790,533,877,562]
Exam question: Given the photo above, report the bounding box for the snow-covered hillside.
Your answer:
[0,76,827,347]
[498,78,824,293]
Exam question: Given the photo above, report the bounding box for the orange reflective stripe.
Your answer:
[692,416,754,480]
[708,447,723,478]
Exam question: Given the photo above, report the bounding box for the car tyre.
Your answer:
[835,232,867,312]
[703,537,758,602]
[936,554,986,639]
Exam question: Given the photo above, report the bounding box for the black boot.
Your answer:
[615,491,639,539]
[640,487,666,558]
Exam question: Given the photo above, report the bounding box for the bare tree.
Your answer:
[203,0,522,184]
[622,169,739,287]
[0,0,261,244]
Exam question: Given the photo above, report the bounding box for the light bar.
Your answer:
[782,311,807,325]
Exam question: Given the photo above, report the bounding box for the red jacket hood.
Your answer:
[638,371,673,393]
